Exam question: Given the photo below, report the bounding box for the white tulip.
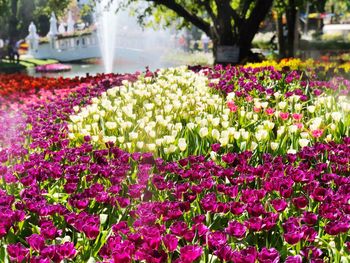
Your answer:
[222,121,229,128]
[278,101,287,110]
[251,141,258,150]
[261,102,268,108]
[200,119,208,127]
[300,132,309,138]
[298,138,310,148]
[274,92,281,98]
[307,106,315,113]
[168,145,177,153]
[212,129,220,140]
[70,115,81,123]
[227,127,236,136]
[219,136,229,146]
[155,139,163,146]
[288,125,298,134]
[105,122,117,130]
[287,148,297,154]
[178,138,187,152]
[212,118,220,127]
[175,123,183,131]
[129,132,138,140]
[246,112,253,119]
[277,126,285,136]
[233,131,241,140]
[331,112,342,122]
[199,127,208,138]
[270,142,279,151]
[136,141,144,149]
[241,131,249,140]
[187,122,195,130]
[295,103,302,111]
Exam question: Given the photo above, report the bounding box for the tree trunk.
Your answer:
[238,0,274,63]
[8,0,18,41]
[211,1,237,65]
[286,0,297,57]
[276,13,286,58]
[212,0,273,64]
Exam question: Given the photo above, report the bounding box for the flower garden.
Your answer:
[0,59,349,262]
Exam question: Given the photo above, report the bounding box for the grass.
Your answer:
[162,50,214,66]
[299,39,350,50]
[0,61,26,73]
[2,58,58,68]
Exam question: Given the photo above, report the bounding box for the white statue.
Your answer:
[26,22,39,55]
[67,10,75,34]
[47,12,58,37]
[58,23,66,34]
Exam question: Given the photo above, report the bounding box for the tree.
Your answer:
[111,0,274,64]
[273,0,305,58]
[0,0,70,40]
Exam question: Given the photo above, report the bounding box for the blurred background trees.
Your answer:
[0,0,71,40]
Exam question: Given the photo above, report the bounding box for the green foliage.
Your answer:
[80,3,93,25]
[33,0,70,18]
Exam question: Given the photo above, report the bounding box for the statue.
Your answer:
[67,11,75,34]
[47,12,58,38]
[59,23,66,34]
[26,22,39,55]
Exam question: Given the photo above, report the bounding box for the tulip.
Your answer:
[180,245,202,263]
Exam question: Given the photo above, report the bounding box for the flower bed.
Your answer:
[35,64,72,73]
[0,64,350,262]
[68,66,349,158]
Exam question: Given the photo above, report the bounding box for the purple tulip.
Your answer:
[58,242,76,259]
[245,217,263,232]
[214,245,235,262]
[292,196,308,209]
[311,187,329,202]
[271,199,288,212]
[325,220,350,235]
[232,247,257,263]
[207,231,227,249]
[301,246,323,260]
[226,220,246,238]
[180,245,202,263]
[257,247,280,263]
[7,243,29,263]
[302,212,318,226]
[170,221,188,237]
[285,255,302,263]
[302,226,317,242]
[162,234,178,252]
[26,234,45,251]
[230,202,246,215]
[211,143,221,152]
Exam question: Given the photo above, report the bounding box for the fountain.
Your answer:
[95,0,119,73]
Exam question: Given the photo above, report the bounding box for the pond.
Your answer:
[27,57,181,78]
